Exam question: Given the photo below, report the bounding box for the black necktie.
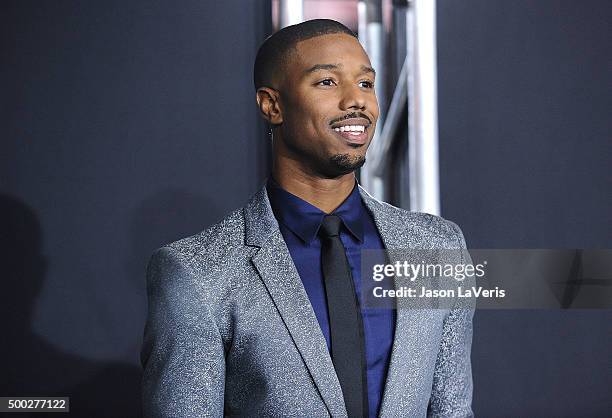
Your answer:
[319,214,368,418]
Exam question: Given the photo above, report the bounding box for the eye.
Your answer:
[317,78,336,87]
[359,80,374,89]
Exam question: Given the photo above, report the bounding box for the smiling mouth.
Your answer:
[329,115,371,146]
[331,124,369,146]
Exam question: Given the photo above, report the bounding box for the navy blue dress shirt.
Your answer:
[266,178,396,418]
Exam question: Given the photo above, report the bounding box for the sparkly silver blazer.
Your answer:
[141,183,474,417]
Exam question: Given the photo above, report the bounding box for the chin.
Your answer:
[326,153,366,177]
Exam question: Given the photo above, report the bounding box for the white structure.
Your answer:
[279,0,304,28]
[362,0,441,215]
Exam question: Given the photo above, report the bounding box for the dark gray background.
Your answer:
[437,2,611,416]
[2,0,610,416]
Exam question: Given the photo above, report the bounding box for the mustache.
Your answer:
[329,112,372,126]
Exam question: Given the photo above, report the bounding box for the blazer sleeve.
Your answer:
[141,246,226,418]
[427,222,475,418]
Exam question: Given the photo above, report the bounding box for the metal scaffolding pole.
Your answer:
[407,0,440,215]
[358,0,386,200]
[367,0,440,214]
[279,0,303,28]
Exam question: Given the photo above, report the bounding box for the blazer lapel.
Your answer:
[359,186,438,417]
[244,185,348,418]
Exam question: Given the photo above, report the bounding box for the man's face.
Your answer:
[277,33,379,178]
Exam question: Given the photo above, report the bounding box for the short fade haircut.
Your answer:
[253,19,357,91]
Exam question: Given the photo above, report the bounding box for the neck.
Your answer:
[272,157,357,214]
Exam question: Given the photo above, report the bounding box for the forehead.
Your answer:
[290,33,371,73]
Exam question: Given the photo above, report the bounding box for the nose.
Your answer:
[339,83,367,111]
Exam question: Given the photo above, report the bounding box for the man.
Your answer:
[141,19,474,417]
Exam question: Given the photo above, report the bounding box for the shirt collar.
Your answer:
[266,177,364,244]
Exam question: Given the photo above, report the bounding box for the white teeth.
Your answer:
[333,125,366,133]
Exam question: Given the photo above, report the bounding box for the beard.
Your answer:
[327,152,366,176]
[277,126,369,178]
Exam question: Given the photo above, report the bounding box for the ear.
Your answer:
[256,87,283,125]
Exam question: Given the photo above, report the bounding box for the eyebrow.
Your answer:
[304,63,376,76]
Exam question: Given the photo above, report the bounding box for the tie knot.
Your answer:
[319,215,342,238]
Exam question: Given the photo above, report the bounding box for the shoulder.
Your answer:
[165,207,245,260]
[360,189,467,249]
[148,206,250,288]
